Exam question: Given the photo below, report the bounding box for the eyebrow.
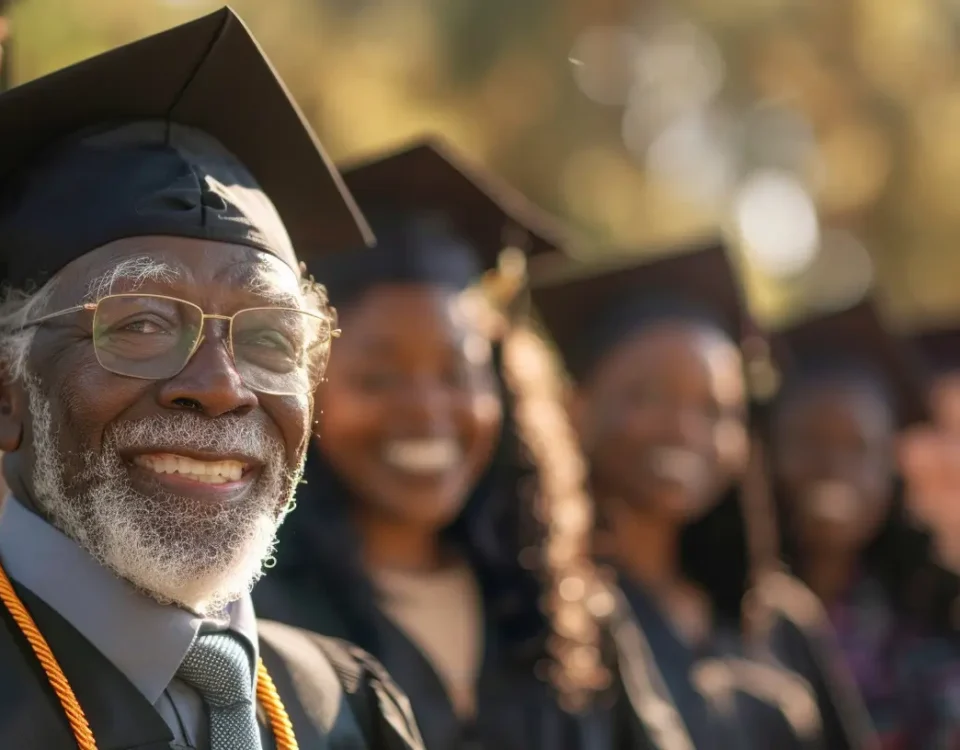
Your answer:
[85,257,180,302]
[219,262,303,309]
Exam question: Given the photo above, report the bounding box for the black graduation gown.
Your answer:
[254,572,626,750]
[0,581,424,750]
[613,574,867,750]
[757,571,879,750]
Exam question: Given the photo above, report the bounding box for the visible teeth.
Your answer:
[806,481,859,522]
[382,439,462,475]
[648,447,708,484]
[133,453,246,484]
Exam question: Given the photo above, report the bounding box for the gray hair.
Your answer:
[85,256,178,302]
[0,257,177,382]
[0,282,57,382]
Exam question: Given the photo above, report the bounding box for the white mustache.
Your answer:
[105,414,281,463]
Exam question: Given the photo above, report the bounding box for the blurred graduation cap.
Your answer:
[528,237,773,389]
[308,138,571,309]
[774,300,931,428]
[0,7,371,289]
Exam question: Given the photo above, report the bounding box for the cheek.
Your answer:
[315,386,383,450]
[264,394,313,466]
[862,461,894,506]
[586,402,640,454]
[466,391,502,444]
[714,419,747,476]
[37,351,145,452]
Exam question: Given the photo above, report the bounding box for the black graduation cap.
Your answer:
[0,7,372,289]
[529,237,751,382]
[775,300,931,428]
[911,327,960,375]
[308,138,571,309]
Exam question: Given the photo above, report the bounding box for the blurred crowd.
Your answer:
[3,3,960,750]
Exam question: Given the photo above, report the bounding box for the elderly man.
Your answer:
[0,9,422,750]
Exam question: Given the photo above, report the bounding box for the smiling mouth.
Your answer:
[805,481,859,523]
[647,447,708,486]
[132,453,251,486]
[382,438,463,476]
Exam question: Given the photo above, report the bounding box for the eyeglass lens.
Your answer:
[91,295,332,395]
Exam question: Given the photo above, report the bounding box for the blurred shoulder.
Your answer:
[751,570,830,633]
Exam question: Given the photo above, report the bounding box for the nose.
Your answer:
[397,378,455,434]
[662,405,708,446]
[156,323,258,418]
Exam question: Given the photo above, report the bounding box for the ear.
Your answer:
[0,375,24,453]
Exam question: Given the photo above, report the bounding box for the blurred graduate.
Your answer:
[770,301,960,749]
[530,241,876,750]
[253,140,632,750]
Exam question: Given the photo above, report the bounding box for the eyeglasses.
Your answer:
[19,293,340,396]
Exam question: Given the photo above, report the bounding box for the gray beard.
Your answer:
[25,375,303,615]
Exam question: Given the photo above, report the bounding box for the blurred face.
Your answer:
[901,375,960,569]
[0,237,316,615]
[931,373,960,434]
[773,379,895,556]
[573,319,748,522]
[316,284,502,533]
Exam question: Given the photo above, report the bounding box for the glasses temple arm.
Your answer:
[17,304,90,330]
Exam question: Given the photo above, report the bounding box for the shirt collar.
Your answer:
[0,498,259,704]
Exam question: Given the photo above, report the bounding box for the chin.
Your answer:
[99,509,280,616]
[381,494,467,531]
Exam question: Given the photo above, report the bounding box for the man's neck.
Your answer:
[5,469,38,516]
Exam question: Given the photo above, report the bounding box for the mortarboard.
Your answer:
[308,138,571,309]
[0,7,372,289]
[529,237,750,383]
[774,300,931,428]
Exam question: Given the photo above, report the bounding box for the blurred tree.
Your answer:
[9,0,960,326]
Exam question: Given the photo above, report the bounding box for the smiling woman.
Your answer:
[530,239,877,750]
[769,300,960,748]
[252,138,626,750]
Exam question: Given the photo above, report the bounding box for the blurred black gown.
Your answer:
[611,571,874,750]
[253,449,635,750]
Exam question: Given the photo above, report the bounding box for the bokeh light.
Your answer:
[802,230,875,313]
[10,0,960,323]
[643,109,737,208]
[569,26,642,106]
[735,169,820,278]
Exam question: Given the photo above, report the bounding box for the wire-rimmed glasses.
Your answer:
[19,293,339,396]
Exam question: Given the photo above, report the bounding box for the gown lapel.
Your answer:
[377,614,464,750]
[1,580,346,750]
[616,576,833,750]
[0,583,173,750]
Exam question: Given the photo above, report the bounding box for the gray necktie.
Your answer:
[177,632,263,750]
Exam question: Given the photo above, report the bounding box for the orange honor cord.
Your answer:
[257,658,299,750]
[0,561,298,750]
